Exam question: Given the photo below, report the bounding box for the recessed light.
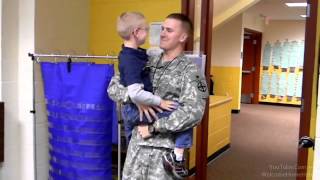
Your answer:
[300,15,307,18]
[285,3,307,7]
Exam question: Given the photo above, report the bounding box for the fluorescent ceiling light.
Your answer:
[300,15,307,18]
[285,3,307,7]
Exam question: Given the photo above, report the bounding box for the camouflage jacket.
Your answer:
[107,53,209,149]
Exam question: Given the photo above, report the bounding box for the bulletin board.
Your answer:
[259,40,304,105]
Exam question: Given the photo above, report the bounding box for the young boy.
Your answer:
[116,12,191,179]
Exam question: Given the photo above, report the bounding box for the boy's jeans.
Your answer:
[121,103,193,149]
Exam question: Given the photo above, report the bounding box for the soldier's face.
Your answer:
[160,18,188,51]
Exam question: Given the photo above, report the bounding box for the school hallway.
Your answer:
[191,103,300,180]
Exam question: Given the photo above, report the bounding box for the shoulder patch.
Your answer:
[196,79,207,92]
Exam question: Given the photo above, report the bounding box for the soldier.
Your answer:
[108,13,209,180]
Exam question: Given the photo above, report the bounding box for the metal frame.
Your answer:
[28,52,121,179]
[28,53,118,61]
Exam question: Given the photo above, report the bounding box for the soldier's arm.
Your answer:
[107,73,130,103]
[153,63,209,133]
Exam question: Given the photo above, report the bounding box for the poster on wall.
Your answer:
[149,22,162,47]
[185,53,206,76]
[259,39,304,105]
[262,42,272,68]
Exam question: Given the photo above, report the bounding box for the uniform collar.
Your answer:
[156,52,186,67]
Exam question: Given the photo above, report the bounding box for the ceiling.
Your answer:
[245,0,307,20]
[214,0,240,16]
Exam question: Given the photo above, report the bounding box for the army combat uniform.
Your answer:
[107,53,209,180]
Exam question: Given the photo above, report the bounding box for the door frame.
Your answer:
[181,0,195,51]
[183,0,319,179]
[182,0,214,180]
[196,0,213,179]
[243,28,262,104]
[297,0,318,179]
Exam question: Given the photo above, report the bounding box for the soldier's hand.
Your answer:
[137,104,158,123]
[137,125,152,139]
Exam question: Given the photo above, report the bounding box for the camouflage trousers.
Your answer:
[122,141,173,180]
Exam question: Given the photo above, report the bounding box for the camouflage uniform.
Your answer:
[107,54,209,180]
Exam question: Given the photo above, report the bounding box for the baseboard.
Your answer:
[189,144,231,175]
[259,102,301,107]
[232,109,240,114]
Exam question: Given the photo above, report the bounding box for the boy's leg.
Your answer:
[122,103,153,142]
[157,109,193,149]
[163,129,192,178]
[174,128,193,149]
[158,110,190,179]
[122,104,144,143]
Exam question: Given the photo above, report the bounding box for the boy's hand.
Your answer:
[152,106,163,113]
[159,100,178,111]
[137,104,158,123]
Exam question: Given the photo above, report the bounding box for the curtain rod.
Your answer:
[28,53,118,61]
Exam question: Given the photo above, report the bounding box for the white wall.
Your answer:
[0,0,89,179]
[1,0,35,179]
[214,0,240,16]
[0,0,2,100]
[262,20,305,46]
[243,11,265,32]
[18,0,36,178]
[193,0,201,53]
[34,0,89,179]
[1,0,21,179]
[212,14,243,67]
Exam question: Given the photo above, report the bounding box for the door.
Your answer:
[297,0,319,179]
[241,29,261,104]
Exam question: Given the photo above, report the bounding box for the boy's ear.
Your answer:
[132,27,139,36]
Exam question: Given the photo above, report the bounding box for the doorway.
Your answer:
[202,0,317,179]
[241,29,262,104]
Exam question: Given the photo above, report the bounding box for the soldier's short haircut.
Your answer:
[166,13,194,36]
[117,12,145,40]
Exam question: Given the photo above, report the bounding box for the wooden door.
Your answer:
[297,0,319,179]
[241,29,261,104]
[242,34,255,103]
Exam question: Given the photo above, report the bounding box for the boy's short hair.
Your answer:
[166,13,194,36]
[117,12,145,40]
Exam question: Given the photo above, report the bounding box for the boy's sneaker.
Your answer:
[162,151,189,179]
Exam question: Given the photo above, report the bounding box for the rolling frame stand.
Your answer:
[116,102,123,180]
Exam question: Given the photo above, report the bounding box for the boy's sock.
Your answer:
[174,148,184,162]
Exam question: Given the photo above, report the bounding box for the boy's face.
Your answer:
[134,21,149,46]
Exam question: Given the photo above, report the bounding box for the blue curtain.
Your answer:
[41,62,115,180]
